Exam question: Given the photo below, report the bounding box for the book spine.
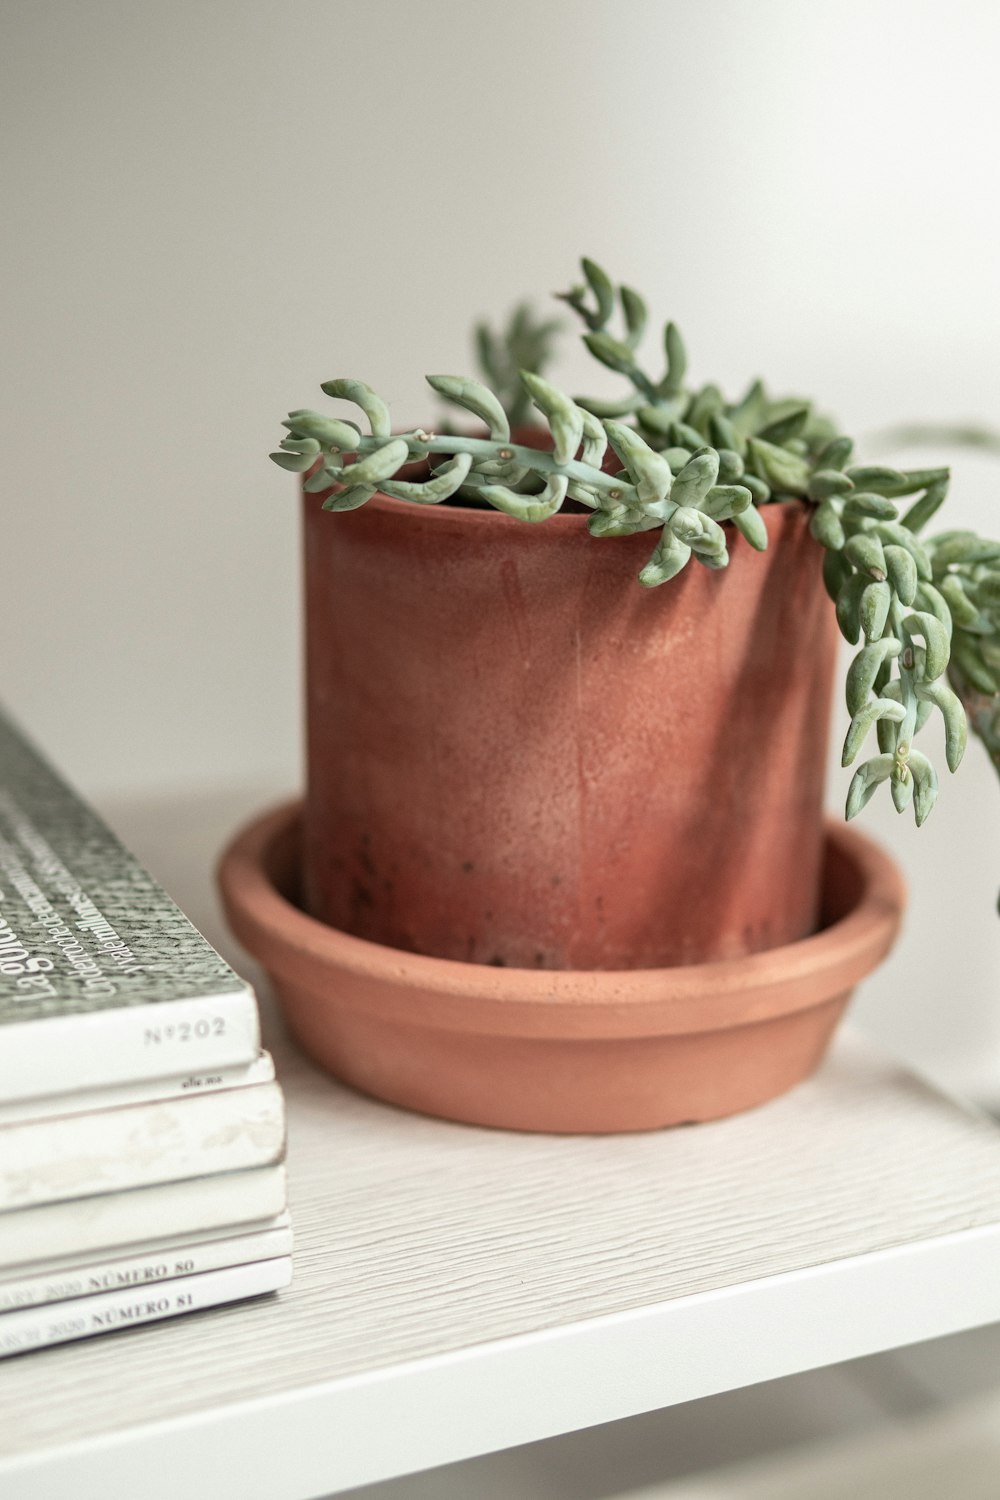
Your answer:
[0,988,261,1103]
[0,1165,288,1268]
[0,1050,275,1125]
[0,1082,287,1211]
[0,1258,293,1357]
[0,1220,293,1312]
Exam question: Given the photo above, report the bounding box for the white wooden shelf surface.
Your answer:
[2,789,1000,1500]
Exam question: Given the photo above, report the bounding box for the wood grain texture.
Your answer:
[2,786,999,1492]
[2,1025,1000,1462]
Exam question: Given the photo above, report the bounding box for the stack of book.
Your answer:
[0,708,291,1356]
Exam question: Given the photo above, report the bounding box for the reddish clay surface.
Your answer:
[302,489,839,970]
[218,804,905,1133]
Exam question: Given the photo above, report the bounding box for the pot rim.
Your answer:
[218,802,906,1040]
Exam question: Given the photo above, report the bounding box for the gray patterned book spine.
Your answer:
[0,708,259,1100]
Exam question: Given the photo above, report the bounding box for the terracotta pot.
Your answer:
[303,489,839,970]
[218,804,905,1133]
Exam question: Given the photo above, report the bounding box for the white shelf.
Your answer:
[2,788,1000,1500]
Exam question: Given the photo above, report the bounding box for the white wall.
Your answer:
[2,1,998,1095]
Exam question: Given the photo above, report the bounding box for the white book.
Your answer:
[0,1080,287,1210]
[0,1257,293,1357]
[0,707,261,1101]
[0,1163,288,1268]
[0,1050,276,1126]
[0,1213,293,1312]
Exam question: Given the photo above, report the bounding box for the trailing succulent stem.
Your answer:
[271,258,1000,830]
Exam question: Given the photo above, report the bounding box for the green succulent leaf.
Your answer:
[318,380,392,439]
[810,501,846,551]
[321,483,377,512]
[846,638,902,716]
[670,448,720,510]
[823,548,851,601]
[845,754,895,819]
[817,436,855,471]
[808,469,854,501]
[637,404,680,438]
[639,528,693,587]
[843,698,907,767]
[903,611,951,680]
[303,462,343,493]
[270,448,317,473]
[950,630,999,694]
[670,507,727,562]
[283,411,364,450]
[884,545,918,607]
[578,408,608,469]
[913,677,968,772]
[716,448,745,484]
[908,748,939,826]
[479,473,570,523]
[891,762,914,814]
[604,420,674,506]
[860,580,892,642]
[938,574,981,629]
[584,330,640,377]
[620,285,647,349]
[519,371,583,465]
[746,437,810,496]
[729,378,767,435]
[574,392,644,419]
[901,478,949,534]
[709,413,742,454]
[843,492,898,522]
[660,322,687,397]
[913,580,952,633]
[844,533,887,580]
[931,532,1000,571]
[381,452,473,504]
[845,465,907,495]
[427,374,511,442]
[732,505,769,551]
[739,473,771,504]
[701,485,752,522]
[872,521,932,581]
[581,258,615,326]
[757,404,810,445]
[341,437,410,490]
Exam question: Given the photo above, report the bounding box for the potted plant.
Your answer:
[219,259,1000,1132]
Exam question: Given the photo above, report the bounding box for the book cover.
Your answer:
[0,1214,293,1312]
[0,1081,287,1210]
[0,1163,288,1268]
[0,1051,276,1126]
[0,707,260,1099]
[0,1257,293,1357]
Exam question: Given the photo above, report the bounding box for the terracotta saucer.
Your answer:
[218,803,905,1134]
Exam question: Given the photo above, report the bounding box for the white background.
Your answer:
[2,0,998,1096]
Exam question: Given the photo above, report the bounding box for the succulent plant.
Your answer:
[271,259,1000,832]
[473,301,562,431]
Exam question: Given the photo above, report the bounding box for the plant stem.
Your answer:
[354,432,632,499]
